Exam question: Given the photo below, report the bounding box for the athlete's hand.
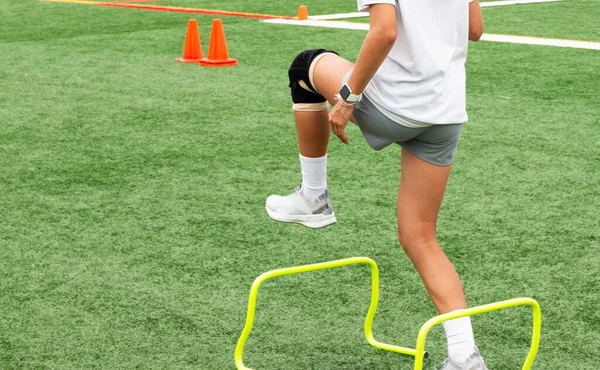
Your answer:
[329,102,354,144]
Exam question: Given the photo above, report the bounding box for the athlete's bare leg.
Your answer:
[294,54,354,157]
[397,149,467,314]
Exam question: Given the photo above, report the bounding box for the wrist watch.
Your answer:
[339,84,361,103]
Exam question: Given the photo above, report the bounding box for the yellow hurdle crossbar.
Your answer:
[234,257,542,370]
[234,257,424,370]
[413,297,542,370]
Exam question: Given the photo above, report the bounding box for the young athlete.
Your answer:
[266,0,485,368]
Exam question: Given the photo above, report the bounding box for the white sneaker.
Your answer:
[265,187,336,229]
[435,347,488,370]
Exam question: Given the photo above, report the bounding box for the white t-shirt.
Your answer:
[357,0,472,126]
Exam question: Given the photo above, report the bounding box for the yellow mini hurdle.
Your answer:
[234,257,541,370]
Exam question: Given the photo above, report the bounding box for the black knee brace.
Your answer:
[288,49,338,106]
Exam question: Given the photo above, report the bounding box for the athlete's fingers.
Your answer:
[337,129,349,144]
[329,103,352,144]
[329,110,342,140]
[331,118,348,144]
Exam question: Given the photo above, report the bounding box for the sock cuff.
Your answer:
[442,316,473,334]
[299,153,327,163]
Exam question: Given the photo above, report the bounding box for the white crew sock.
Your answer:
[442,316,476,363]
[299,153,327,200]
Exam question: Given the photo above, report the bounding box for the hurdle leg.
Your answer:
[234,257,425,370]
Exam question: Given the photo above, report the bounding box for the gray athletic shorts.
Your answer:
[342,68,462,166]
[352,96,463,166]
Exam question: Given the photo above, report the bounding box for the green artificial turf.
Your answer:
[334,0,600,42]
[158,0,357,17]
[0,0,598,369]
[482,0,600,41]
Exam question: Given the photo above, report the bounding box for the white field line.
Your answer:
[481,34,600,50]
[480,0,561,7]
[263,18,600,50]
[310,0,562,20]
[264,18,370,30]
[310,12,367,20]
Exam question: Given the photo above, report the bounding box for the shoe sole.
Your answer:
[265,206,337,229]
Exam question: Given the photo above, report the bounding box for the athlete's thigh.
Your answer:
[313,54,355,107]
[397,148,452,239]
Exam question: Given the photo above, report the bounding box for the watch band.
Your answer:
[339,84,361,103]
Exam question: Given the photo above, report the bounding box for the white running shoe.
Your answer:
[265,187,336,229]
[435,347,488,370]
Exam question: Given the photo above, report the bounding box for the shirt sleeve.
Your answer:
[357,0,396,13]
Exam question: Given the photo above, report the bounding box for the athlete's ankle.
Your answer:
[443,316,476,362]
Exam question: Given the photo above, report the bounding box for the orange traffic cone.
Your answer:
[176,19,203,63]
[298,5,309,20]
[200,19,237,67]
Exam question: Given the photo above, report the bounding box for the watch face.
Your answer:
[340,85,351,100]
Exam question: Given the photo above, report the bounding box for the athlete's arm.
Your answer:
[469,0,484,41]
[328,3,395,144]
[345,3,397,95]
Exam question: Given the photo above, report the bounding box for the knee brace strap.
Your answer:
[292,101,329,112]
[289,49,338,104]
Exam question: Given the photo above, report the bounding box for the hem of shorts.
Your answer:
[396,142,454,167]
